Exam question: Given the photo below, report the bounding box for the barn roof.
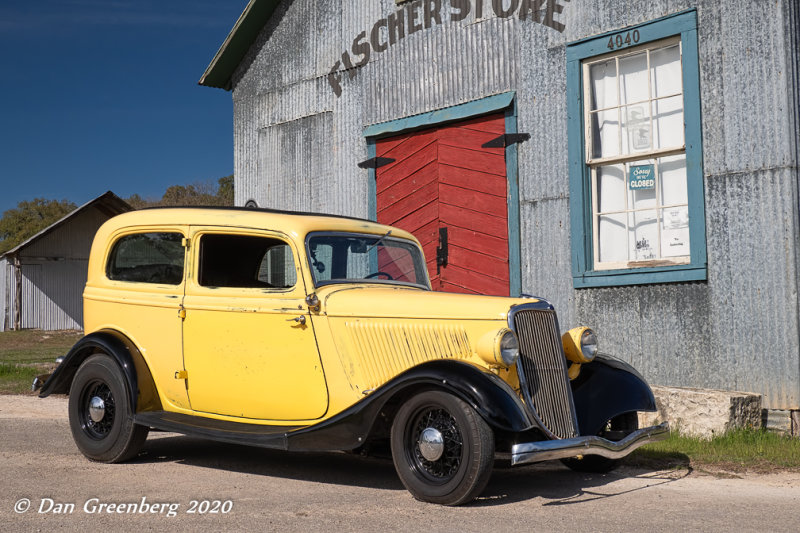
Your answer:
[199,0,280,90]
[0,191,131,259]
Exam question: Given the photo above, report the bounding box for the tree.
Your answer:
[124,175,234,209]
[0,198,77,254]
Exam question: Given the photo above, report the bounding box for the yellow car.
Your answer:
[39,207,667,505]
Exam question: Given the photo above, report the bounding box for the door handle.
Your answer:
[287,315,306,325]
[436,227,448,274]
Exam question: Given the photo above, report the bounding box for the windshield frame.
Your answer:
[304,231,431,290]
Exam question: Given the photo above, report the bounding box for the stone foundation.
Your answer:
[638,385,762,439]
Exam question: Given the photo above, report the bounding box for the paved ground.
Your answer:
[2,395,799,532]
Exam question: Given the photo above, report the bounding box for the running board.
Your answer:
[134,411,306,450]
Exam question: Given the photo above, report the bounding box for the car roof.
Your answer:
[98,206,417,242]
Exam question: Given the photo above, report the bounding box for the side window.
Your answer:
[107,232,185,285]
[199,234,297,289]
[567,11,706,288]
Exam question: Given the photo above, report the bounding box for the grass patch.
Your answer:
[627,429,800,473]
[0,329,82,394]
[0,362,51,394]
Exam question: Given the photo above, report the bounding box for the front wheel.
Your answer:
[390,390,494,505]
[68,354,148,463]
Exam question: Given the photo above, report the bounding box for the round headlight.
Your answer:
[499,330,520,366]
[580,329,598,362]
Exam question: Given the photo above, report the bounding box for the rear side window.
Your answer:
[199,234,297,289]
[107,233,185,285]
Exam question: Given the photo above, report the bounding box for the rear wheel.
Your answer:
[390,390,494,505]
[561,412,638,473]
[68,354,148,463]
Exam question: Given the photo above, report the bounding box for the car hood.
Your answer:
[317,285,540,321]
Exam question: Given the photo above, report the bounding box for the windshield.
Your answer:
[306,232,429,289]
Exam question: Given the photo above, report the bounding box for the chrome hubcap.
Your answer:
[88,396,106,422]
[418,427,444,461]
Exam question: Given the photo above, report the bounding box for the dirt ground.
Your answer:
[2,395,799,532]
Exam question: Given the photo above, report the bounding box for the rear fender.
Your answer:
[38,330,161,413]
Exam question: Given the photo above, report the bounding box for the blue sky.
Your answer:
[0,0,246,214]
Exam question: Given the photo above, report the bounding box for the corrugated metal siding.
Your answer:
[19,260,86,330]
[0,258,9,332]
[230,0,800,408]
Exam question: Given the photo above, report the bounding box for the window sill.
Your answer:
[573,264,706,288]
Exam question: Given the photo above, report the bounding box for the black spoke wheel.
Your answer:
[68,354,148,463]
[391,391,494,505]
[561,412,639,473]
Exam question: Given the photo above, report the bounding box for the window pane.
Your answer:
[652,95,684,149]
[650,44,682,98]
[589,60,617,110]
[199,234,296,289]
[661,206,690,257]
[622,104,651,153]
[307,234,427,287]
[107,233,184,285]
[258,245,297,288]
[590,109,620,158]
[598,213,627,263]
[659,155,688,206]
[596,164,626,213]
[619,51,649,105]
[629,210,658,261]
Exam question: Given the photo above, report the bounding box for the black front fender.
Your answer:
[38,330,161,413]
[570,354,657,436]
[287,360,533,452]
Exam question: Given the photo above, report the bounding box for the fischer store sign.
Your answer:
[327,0,571,97]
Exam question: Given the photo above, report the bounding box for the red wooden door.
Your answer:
[375,114,509,296]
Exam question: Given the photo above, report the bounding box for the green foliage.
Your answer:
[217,175,234,205]
[0,198,77,254]
[124,175,234,209]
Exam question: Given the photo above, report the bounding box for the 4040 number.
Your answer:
[608,30,640,51]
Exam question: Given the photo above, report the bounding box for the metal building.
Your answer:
[0,192,131,332]
[199,0,800,414]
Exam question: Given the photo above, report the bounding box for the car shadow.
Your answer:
[132,433,692,506]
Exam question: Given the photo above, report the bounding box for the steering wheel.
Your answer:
[365,271,394,280]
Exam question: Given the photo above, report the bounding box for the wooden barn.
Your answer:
[0,192,130,332]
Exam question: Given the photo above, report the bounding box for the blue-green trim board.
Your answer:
[567,9,707,288]
[363,92,522,296]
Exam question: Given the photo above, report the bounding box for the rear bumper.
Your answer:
[511,422,669,465]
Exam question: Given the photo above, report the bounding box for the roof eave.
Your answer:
[199,0,281,90]
[0,191,131,259]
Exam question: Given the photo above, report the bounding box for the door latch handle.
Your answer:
[436,227,448,274]
[287,315,306,325]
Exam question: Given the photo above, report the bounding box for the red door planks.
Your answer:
[376,114,509,296]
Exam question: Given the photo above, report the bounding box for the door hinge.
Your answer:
[181,237,190,248]
[174,370,188,380]
[357,156,395,169]
[436,227,448,274]
[481,133,531,148]
[178,305,186,320]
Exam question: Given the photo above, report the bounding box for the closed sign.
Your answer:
[629,164,655,190]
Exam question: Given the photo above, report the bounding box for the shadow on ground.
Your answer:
[133,432,692,507]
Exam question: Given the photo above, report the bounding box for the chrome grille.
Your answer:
[513,308,578,439]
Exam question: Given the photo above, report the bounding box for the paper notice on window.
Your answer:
[661,208,690,257]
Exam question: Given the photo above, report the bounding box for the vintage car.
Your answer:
[38,207,667,505]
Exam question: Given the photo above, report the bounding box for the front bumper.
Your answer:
[511,422,669,465]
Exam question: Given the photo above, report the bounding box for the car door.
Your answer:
[181,227,328,421]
